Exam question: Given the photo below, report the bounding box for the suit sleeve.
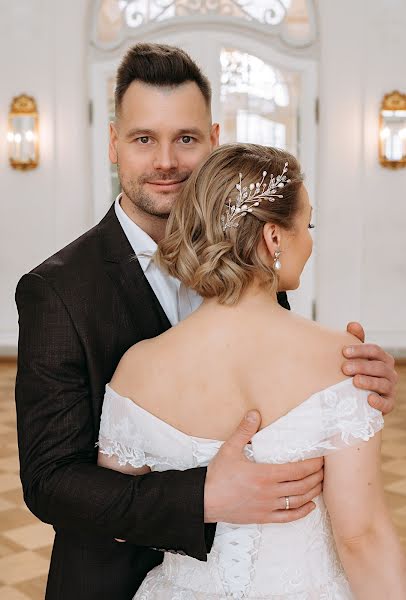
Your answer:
[15,272,215,561]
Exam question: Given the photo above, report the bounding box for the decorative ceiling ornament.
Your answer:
[91,0,318,51]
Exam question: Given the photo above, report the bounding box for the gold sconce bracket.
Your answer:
[8,94,40,171]
[379,90,406,169]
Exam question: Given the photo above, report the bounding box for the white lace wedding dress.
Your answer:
[98,378,383,599]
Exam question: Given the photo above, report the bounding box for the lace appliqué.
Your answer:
[252,381,384,465]
[323,389,384,445]
[97,388,194,471]
[97,435,191,471]
[134,572,353,599]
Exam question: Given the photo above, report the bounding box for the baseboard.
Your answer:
[0,347,17,358]
[0,330,17,357]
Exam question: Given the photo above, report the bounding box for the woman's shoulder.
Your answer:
[307,322,362,354]
[109,338,158,397]
[110,324,184,396]
[286,316,363,387]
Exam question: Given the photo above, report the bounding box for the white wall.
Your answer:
[0,0,91,353]
[0,0,405,355]
[317,0,406,355]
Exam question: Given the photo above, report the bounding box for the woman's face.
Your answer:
[278,184,314,291]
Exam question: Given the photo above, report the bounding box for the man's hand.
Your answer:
[204,411,323,524]
[344,321,398,415]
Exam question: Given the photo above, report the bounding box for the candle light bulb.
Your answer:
[399,128,406,140]
[380,127,390,140]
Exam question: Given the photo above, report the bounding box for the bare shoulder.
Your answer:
[290,316,363,387]
[285,315,361,389]
[109,338,156,397]
[109,322,188,403]
[315,325,362,353]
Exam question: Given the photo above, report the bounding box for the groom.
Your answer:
[15,43,398,600]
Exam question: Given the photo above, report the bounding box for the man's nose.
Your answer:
[152,144,178,171]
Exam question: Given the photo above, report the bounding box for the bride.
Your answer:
[97,143,406,598]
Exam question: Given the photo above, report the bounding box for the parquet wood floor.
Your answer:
[0,361,405,599]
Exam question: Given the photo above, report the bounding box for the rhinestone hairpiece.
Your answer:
[221,162,291,232]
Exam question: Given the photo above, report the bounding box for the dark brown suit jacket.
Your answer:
[15,205,290,599]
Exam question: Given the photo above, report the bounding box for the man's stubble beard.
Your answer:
[117,162,191,220]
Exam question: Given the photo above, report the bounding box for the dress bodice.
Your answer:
[98,379,383,599]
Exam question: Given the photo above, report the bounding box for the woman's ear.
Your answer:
[262,223,282,258]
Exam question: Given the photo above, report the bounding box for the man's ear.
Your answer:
[262,222,282,258]
[109,121,119,164]
[210,122,220,149]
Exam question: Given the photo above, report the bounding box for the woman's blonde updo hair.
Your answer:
[156,143,304,305]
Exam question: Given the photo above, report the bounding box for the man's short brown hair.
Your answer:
[115,43,212,116]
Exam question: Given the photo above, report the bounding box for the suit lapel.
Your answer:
[96,204,290,341]
[98,205,171,341]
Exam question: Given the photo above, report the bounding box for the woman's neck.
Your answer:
[198,282,282,317]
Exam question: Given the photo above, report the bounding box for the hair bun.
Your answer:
[155,144,303,305]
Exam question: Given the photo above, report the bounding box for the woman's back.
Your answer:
[110,296,359,442]
[99,301,383,599]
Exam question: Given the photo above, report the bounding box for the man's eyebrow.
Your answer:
[175,127,205,137]
[124,127,205,139]
[125,128,155,139]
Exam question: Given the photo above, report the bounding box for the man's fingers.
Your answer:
[276,467,324,498]
[368,393,392,415]
[224,410,261,453]
[344,342,390,363]
[269,457,324,483]
[343,358,393,379]
[269,502,316,524]
[353,374,392,396]
[346,321,365,342]
[278,483,322,510]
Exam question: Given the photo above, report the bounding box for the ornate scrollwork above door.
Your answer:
[91,0,318,51]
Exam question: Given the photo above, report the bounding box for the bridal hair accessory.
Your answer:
[273,249,282,271]
[221,162,290,232]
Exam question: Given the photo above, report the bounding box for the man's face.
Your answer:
[109,81,220,219]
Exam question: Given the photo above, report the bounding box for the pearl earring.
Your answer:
[273,250,282,271]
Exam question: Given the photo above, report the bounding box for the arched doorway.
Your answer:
[89,0,318,317]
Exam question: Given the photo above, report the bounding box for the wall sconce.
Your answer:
[7,94,39,170]
[379,91,406,169]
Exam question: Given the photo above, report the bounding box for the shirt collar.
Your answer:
[114,193,157,272]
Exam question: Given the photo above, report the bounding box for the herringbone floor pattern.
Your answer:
[0,361,405,599]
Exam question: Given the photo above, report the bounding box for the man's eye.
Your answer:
[180,136,193,144]
[308,223,315,229]
[137,136,150,144]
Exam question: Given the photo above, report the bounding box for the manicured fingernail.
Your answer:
[344,362,355,374]
[357,376,366,385]
[344,346,354,357]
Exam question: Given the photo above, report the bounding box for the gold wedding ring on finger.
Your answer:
[284,496,290,510]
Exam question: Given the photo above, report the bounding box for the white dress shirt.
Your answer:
[114,194,202,325]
